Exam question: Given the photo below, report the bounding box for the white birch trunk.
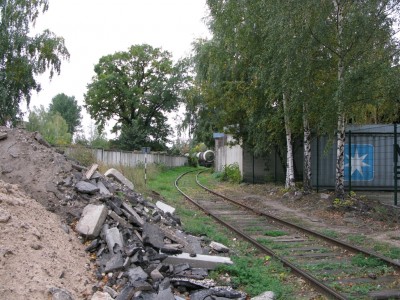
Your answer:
[303,102,312,193]
[283,93,295,189]
[333,0,346,199]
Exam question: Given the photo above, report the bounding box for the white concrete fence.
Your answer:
[63,147,188,167]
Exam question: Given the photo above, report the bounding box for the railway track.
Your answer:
[175,170,400,300]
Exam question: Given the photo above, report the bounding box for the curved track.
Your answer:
[175,170,400,300]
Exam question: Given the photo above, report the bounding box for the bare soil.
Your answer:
[0,126,399,300]
[0,127,95,300]
[214,182,400,250]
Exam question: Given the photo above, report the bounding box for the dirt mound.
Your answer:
[0,127,89,221]
[0,127,95,299]
[0,181,94,299]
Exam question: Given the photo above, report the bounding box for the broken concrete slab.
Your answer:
[210,241,230,253]
[105,252,124,273]
[76,204,108,238]
[85,163,99,180]
[97,181,112,195]
[155,288,175,300]
[75,181,100,194]
[251,291,275,300]
[0,132,7,140]
[163,253,233,270]
[156,201,175,214]
[104,168,134,190]
[125,266,148,283]
[142,223,165,249]
[121,202,144,226]
[105,227,124,254]
[48,287,74,300]
[108,210,133,229]
[91,291,114,300]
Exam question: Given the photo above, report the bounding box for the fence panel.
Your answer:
[63,147,188,168]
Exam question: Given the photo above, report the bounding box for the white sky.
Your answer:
[28,0,210,139]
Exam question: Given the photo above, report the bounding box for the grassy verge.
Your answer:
[143,166,306,299]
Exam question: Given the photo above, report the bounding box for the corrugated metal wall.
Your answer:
[216,125,396,190]
[312,125,395,190]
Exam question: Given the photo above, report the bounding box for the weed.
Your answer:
[264,230,287,237]
[65,145,97,166]
[211,256,293,298]
[333,197,355,209]
[347,234,366,244]
[320,229,339,239]
[222,163,242,184]
[351,254,385,268]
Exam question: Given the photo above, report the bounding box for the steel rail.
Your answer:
[195,170,400,271]
[175,170,347,300]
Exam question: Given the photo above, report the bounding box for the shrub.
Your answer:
[222,163,241,184]
[66,145,97,166]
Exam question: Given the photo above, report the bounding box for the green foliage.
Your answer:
[351,254,385,268]
[213,257,292,297]
[333,198,355,209]
[187,155,198,167]
[49,93,81,134]
[66,145,96,167]
[26,105,72,145]
[0,0,69,126]
[320,229,339,239]
[222,163,241,184]
[84,44,190,151]
[264,230,287,237]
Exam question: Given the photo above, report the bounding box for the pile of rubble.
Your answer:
[0,128,275,300]
[70,163,247,300]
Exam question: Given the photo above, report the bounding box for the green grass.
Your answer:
[351,254,385,268]
[320,229,339,239]
[264,230,287,237]
[211,256,293,298]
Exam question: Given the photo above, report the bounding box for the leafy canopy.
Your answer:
[84,44,190,151]
[49,93,82,135]
[26,105,72,145]
[0,0,70,126]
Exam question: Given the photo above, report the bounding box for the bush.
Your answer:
[222,163,241,184]
[66,145,97,166]
[188,155,198,167]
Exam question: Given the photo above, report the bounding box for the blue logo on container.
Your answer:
[344,144,374,181]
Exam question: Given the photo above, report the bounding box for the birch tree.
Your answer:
[0,0,69,125]
[308,0,400,199]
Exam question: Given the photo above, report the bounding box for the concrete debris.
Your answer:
[85,164,99,180]
[104,168,134,190]
[164,253,233,269]
[156,200,175,214]
[75,181,100,194]
[48,286,74,300]
[0,132,7,140]
[251,291,276,300]
[210,241,230,253]
[76,204,108,238]
[97,181,112,195]
[65,166,246,299]
[91,291,113,300]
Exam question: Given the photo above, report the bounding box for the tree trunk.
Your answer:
[333,0,346,200]
[283,93,295,189]
[303,102,312,193]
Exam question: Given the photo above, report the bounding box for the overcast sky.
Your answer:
[29,0,210,137]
